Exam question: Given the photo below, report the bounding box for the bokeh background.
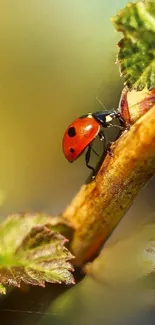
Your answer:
[1,0,155,324]
[0,0,128,216]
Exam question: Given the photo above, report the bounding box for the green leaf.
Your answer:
[112,1,155,90]
[86,223,155,286]
[0,213,74,294]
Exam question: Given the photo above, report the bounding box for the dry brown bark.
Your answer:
[62,105,155,266]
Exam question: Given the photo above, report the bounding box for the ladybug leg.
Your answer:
[109,111,126,129]
[107,122,125,130]
[99,131,110,158]
[106,142,114,157]
[98,132,106,151]
[91,146,100,157]
[85,145,96,177]
[98,132,105,143]
[118,115,126,127]
[98,131,106,153]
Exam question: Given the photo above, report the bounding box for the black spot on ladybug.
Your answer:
[68,126,76,137]
[70,148,75,153]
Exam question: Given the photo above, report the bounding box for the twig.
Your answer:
[62,104,155,266]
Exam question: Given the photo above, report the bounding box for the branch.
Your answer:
[62,105,155,266]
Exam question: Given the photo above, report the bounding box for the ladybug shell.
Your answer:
[62,115,100,162]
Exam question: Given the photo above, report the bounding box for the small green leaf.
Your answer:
[112,1,155,90]
[0,214,74,294]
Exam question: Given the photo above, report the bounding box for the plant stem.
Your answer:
[62,105,155,266]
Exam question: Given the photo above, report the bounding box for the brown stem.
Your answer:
[62,105,155,266]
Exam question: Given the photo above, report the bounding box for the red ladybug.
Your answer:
[63,87,155,178]
[62,110,125,178]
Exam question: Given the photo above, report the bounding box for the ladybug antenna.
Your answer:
[96,97,107,110]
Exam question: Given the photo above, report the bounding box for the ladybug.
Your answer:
[62,107,126,178]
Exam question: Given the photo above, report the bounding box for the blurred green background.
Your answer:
[0,0,129,217]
